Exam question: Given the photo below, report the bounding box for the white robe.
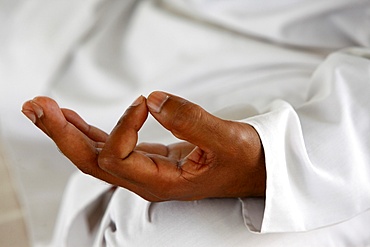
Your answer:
[0,0,369,246]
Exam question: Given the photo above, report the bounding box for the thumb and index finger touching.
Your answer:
[101,92,222,179]
[21,93,226,200]
[100,91,223,199]
[22,92,219,159]
[22,93,223,173]
[104,91,223,159]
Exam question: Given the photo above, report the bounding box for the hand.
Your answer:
[22,92,266,201]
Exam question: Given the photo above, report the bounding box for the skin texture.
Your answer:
[22,91,266,202]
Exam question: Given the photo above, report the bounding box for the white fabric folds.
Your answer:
[1,0,370,246]
[243,48,370,233]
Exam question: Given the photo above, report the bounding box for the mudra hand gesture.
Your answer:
[22,91,266,201]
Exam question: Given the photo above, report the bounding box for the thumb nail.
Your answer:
[147,92,169,113]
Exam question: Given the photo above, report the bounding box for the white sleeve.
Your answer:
[241,47,370,233]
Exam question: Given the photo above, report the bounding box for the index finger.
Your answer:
[100,96,148,160]
[98,96,181,187]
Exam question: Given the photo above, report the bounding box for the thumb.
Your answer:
[147,91,226,151]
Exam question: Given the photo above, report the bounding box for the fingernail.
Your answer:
[147,91,169,113]
[131,95,144,107]
[22,110,37,123]
[30,101,44,118]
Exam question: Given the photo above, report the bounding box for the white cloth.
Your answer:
[1,0,370,246]
[243,48,370,233]
[164,0,370,49]
[53,172,370,247]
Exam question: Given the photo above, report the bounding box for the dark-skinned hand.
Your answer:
[22,91,266,202]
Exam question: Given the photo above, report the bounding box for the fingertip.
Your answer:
[23,96,68,130]
[147,91,169,113]
[31,96,65,118]
[130,95,146,107]
[21,108,37,123]
[112,94,149,134]
[21,100,33,113]
[31,96,58,108]
[21,99,44,123]
[30,101,44,118]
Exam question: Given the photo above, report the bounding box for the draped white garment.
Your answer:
[0,0,369,246]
